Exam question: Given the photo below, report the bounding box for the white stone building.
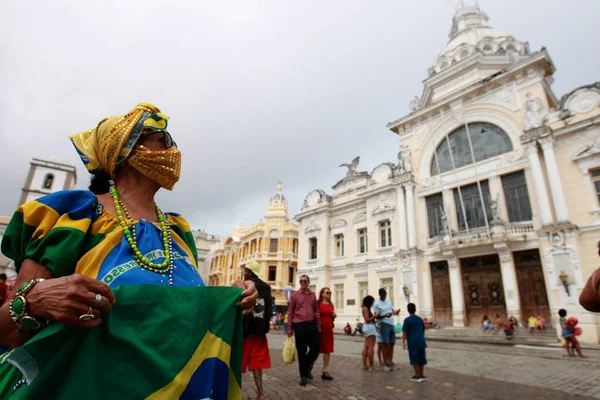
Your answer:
[296,4,600,343]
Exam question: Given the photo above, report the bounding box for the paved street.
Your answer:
[241,332,600,399]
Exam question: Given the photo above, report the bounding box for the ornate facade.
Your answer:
[208,183,299,306]
[296,4,600,343]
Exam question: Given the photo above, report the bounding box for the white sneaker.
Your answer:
[390,364,399,371]
[381,365,392,371]
[418,376,427,382]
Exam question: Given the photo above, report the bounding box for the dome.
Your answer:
[270,192,286,203]
[269,182,287,204]
[429,3,528,76]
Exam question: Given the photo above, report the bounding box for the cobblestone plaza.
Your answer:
[242,333,600,399]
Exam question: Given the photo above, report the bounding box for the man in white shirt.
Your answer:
[374,288,399,371]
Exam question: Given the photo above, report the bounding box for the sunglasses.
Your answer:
[299,280,309,283]
[324,291,331,294]
[142,130,177,149]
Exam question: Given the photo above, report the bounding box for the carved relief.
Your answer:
[474,84,518,110]
[372,164,393,183]
[550,231,565,248]
[397,145,413,173]
[565,89,600,115]
[412,121,430,150]
[304,190,326,208]
[410,96,421,112]
[523,96,547,131]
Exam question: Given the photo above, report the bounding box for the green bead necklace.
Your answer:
[110,184,174,281]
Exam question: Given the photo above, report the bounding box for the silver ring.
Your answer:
[92,293,102,308]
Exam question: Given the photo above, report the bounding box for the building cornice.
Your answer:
[386,50,553,133]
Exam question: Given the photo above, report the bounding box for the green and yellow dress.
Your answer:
[0,190,243,400]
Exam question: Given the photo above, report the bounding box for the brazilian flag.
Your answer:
[0,285,243,399]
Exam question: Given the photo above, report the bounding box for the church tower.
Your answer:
[19,157,77,206]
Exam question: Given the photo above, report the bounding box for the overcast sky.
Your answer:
[1,0,598,236]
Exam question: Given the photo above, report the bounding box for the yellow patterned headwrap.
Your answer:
[69,102,170,178]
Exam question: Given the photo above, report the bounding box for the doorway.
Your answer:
[514,249,550,325]
[461,254,506,327]
[430,261,453,326]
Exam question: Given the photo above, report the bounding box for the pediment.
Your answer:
[572,143,600,161]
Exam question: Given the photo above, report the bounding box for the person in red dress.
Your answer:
[317,287,336,380]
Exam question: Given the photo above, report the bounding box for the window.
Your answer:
[379,220,392,248]
[268,265,277,282]
[426,193,444,238]
[502,171,533,222]
[453,181,492,230]
[269,238,278,253]
[460,49,469,59]
[483,44,492,52]
[288,266,294,284]
[591,169,600,205]
[43,174,54,189]
[358,282,369,303]
[431,123,513,176]
[309,238,318,260]
[334,284,344,311]
[292,239,298,255]
[334,234,344,257]
[380,278,394,303]
[357,229,368,254]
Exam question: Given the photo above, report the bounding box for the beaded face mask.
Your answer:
[127,145,181,190]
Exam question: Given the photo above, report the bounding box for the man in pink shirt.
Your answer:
[287,274,321,386]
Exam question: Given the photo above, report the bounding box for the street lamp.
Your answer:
[559,271,570,297]
[403,284,410,302]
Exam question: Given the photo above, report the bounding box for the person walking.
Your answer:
[317,287,335,380]
[242,262,272,400]
[287,275,321,387]
[402,303,427,382]
[374,288,399,371]
[360,295,379,371]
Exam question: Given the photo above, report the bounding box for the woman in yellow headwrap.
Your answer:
[0,103,257,399]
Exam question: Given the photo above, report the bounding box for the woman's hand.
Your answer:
[232,280,258,310]
[26,274,116,329]
[332,312,337,319]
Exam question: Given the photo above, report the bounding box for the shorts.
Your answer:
[408,348,427,366]
[379,323,396,344]
[362,323,376,337]
[242,335,271,373]
[561,327,573,338]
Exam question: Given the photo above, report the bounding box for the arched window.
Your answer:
[431,122,513,176]
[43,173,54,189]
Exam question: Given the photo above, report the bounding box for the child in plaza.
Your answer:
[558,309,587,358]
[402,303,427,382]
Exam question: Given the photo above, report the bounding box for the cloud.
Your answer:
[1,0,599,236]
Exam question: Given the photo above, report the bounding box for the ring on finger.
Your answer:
[79,307,95,321]
[92,293,102,308]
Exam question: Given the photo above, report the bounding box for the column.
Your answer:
[526,142,553,226]
[442,188,458,232]
[488,175,508,222]
[498,251,522,321]
[539,137,570,223]
[447,257,465,327]
[405,182,417,248]
[421,265,434,319]
[396,186,408,250]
